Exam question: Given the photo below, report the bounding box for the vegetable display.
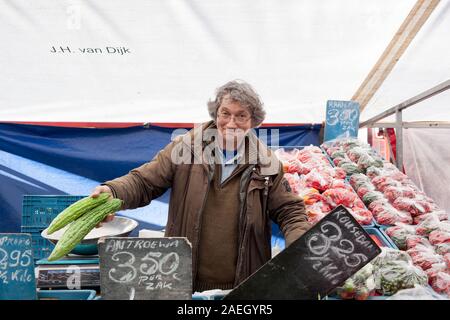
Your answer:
[274,146,373,226]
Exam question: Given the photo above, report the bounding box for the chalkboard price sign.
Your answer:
[0,233,37,300]
[225,206,381,300]
[98,237,192,300]
[324,100,360,142]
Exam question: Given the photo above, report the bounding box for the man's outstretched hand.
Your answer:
[90,185,115,227]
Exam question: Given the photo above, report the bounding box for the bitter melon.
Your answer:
[47,193,110,235]
[47,198,123,261]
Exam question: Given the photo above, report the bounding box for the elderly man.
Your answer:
[91,80,310,292]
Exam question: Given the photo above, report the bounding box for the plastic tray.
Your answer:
[320,145,335,167]
[364,227,397,249]
[373,220,395,229]
[22,195,85,229]
[38,290,97,300]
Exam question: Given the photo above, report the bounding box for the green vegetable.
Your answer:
[362,191,384,206]
[339,162,362,175]
[330,150,346,159]
[47,193,111,234]
[47,198,123,261]
[377,261,428,295]
[366,166,382,177]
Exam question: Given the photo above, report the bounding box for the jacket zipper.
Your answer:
[234,169,272,285]
[233,165,256,285]
[192,165,214,287]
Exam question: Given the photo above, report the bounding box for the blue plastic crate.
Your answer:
[21,226,55,261]
[360,218,376,229]
[22,195,85,229]
[38,290,97,300]
[364,227,397,249]
[373,220,395,229]
[320,145,335,167]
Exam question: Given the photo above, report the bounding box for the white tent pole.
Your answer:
[396,108,403,170]
[352,0,441,111]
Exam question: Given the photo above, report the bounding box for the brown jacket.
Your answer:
[104,121,310,287]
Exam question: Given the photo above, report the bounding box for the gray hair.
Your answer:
[207,80,266,127]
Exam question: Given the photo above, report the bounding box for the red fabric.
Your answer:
[386,128,397,160]
[386,127,406,173]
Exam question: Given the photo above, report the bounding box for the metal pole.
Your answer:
[396,108,403,170]
[363,121,450,128]
[359,79,450,128]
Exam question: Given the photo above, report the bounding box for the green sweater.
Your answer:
[195,164,245,292]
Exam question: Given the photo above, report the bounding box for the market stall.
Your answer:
[1,0,450,302]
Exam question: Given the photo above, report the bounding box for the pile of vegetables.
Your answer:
[275,146,373,226]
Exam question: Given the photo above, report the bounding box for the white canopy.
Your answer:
[4,0,448,124]
[1,1,449,216]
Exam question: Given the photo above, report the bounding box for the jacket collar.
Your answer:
[181,120,280,176]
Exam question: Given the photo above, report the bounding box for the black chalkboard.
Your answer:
[0,233,37,300]
[98,237,192,300]
[225,206,381,300]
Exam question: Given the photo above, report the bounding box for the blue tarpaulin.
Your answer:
[0,122,321,236]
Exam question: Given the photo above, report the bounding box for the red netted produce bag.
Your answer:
[406,244,444,271]
[430,271,450,297]
[306,201,332,225]
[357,185,376,198]
[322,188,357,208]
[349,173,371,188]
[332,167,347,180]
[352,198,366,210]
[370,200,413,225]
[297,146,321,163]
[405,235,432,250]
[434,243,450,255]
[416,215,443,236]
[349,208,373,225]
[445,253,450,269]
[284,159,303,174]
[303,168,333,192]
[333,157,347,167]
[283,173,301,194]
[393,197,433,217]
[274,148,298,161]
[429,230,450,246]
[302,190,324,205]
[383,186,417,203]
[425,262,447,284]
[356,153,383,171]
[377,179,403,193]
[366,166,382,179]
[385,223,416,250]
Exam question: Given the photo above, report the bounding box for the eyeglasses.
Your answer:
[217,110,251,124]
